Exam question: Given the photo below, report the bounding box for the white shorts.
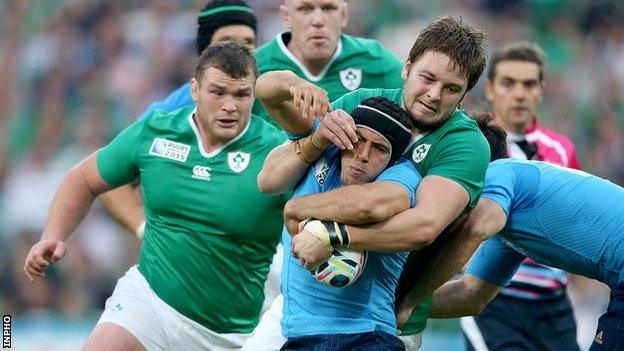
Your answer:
[242,294,423,351]
[97,266,249,351]
[242,294,286,351]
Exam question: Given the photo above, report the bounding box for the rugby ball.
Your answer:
[311,248,368,288]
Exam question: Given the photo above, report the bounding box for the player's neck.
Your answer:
[287,44,333,76]
[193,114,242,154]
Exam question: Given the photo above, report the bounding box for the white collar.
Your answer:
[276,31,343,82]
[188,108,251,158]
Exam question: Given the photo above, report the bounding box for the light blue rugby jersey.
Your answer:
[281,146,420,337]
[467,158,624,290]
[137,83,194,120]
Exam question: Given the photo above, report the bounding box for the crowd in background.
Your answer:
[0,0,622,343]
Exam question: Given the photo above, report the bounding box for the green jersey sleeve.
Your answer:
[330,88,403,112]
[384,60,404,89]
[426,128,490,208]
[331,90,366,112]
[96,120,144,187]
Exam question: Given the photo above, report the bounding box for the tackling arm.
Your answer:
[395,198,507,325]
[428,274,502,318]
[346,175,470,252]
[284,181,411,230]
[255,70,330,133]
[258,109,358,195]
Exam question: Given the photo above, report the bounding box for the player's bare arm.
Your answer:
[345,175,469,252]
[288,180,411,268]
[256,70,331,132]
[428,274,502,318]
[289,176,468,268]
[257,141,310,195]
[395,198,507,325]
[285,181,411,232]
[24,152,113,282]
[99,183,145,239]
[258,110,357,195]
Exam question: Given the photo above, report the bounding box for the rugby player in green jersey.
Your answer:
[23,42,288,351]
[252,0,404,126]
[256,16,490,349]
[99,0,259,242]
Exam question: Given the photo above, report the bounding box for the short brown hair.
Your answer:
[487,42,547,82]
[194,41,258,82]
[407,15,487,92]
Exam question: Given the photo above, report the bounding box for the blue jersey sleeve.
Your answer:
[286,119,320,141]
[376,158,421,208]
[137,83,194,121]
[466,236,526,286]
[481,162,515,217]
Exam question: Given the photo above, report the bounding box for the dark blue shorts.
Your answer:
[462,294,579,351]
[590,286,624,351]
[280,330,405,351]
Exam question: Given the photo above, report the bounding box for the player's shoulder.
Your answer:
[439,109,487,142]
[488,158,546,182]
[246,115,287,147]
[488,158,514,172]
[255,35,279,57]
[446,109,481,130]
[341,34,398,59]
[332,88,403,111]
[338,34,402,71]
[255,34,291,73]
[143,105,196,134]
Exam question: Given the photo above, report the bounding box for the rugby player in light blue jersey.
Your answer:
[250,96,417,350]
[395,116,624,351]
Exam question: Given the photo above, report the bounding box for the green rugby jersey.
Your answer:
[332,88,490,335]
[253,32,404,127]
[97,106,287,333]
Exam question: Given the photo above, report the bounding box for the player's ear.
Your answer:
[190,77,200,103]
[401,60,411,80]
[279,4,291,29]
[340,2,348,28]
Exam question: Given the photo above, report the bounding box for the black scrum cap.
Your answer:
[350,96,413,168]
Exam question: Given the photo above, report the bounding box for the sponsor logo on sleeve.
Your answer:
[314,157,330,185]
[149,138,191,162]
[228,151,250,173]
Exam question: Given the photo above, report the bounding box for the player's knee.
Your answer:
[83,323,146,351]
